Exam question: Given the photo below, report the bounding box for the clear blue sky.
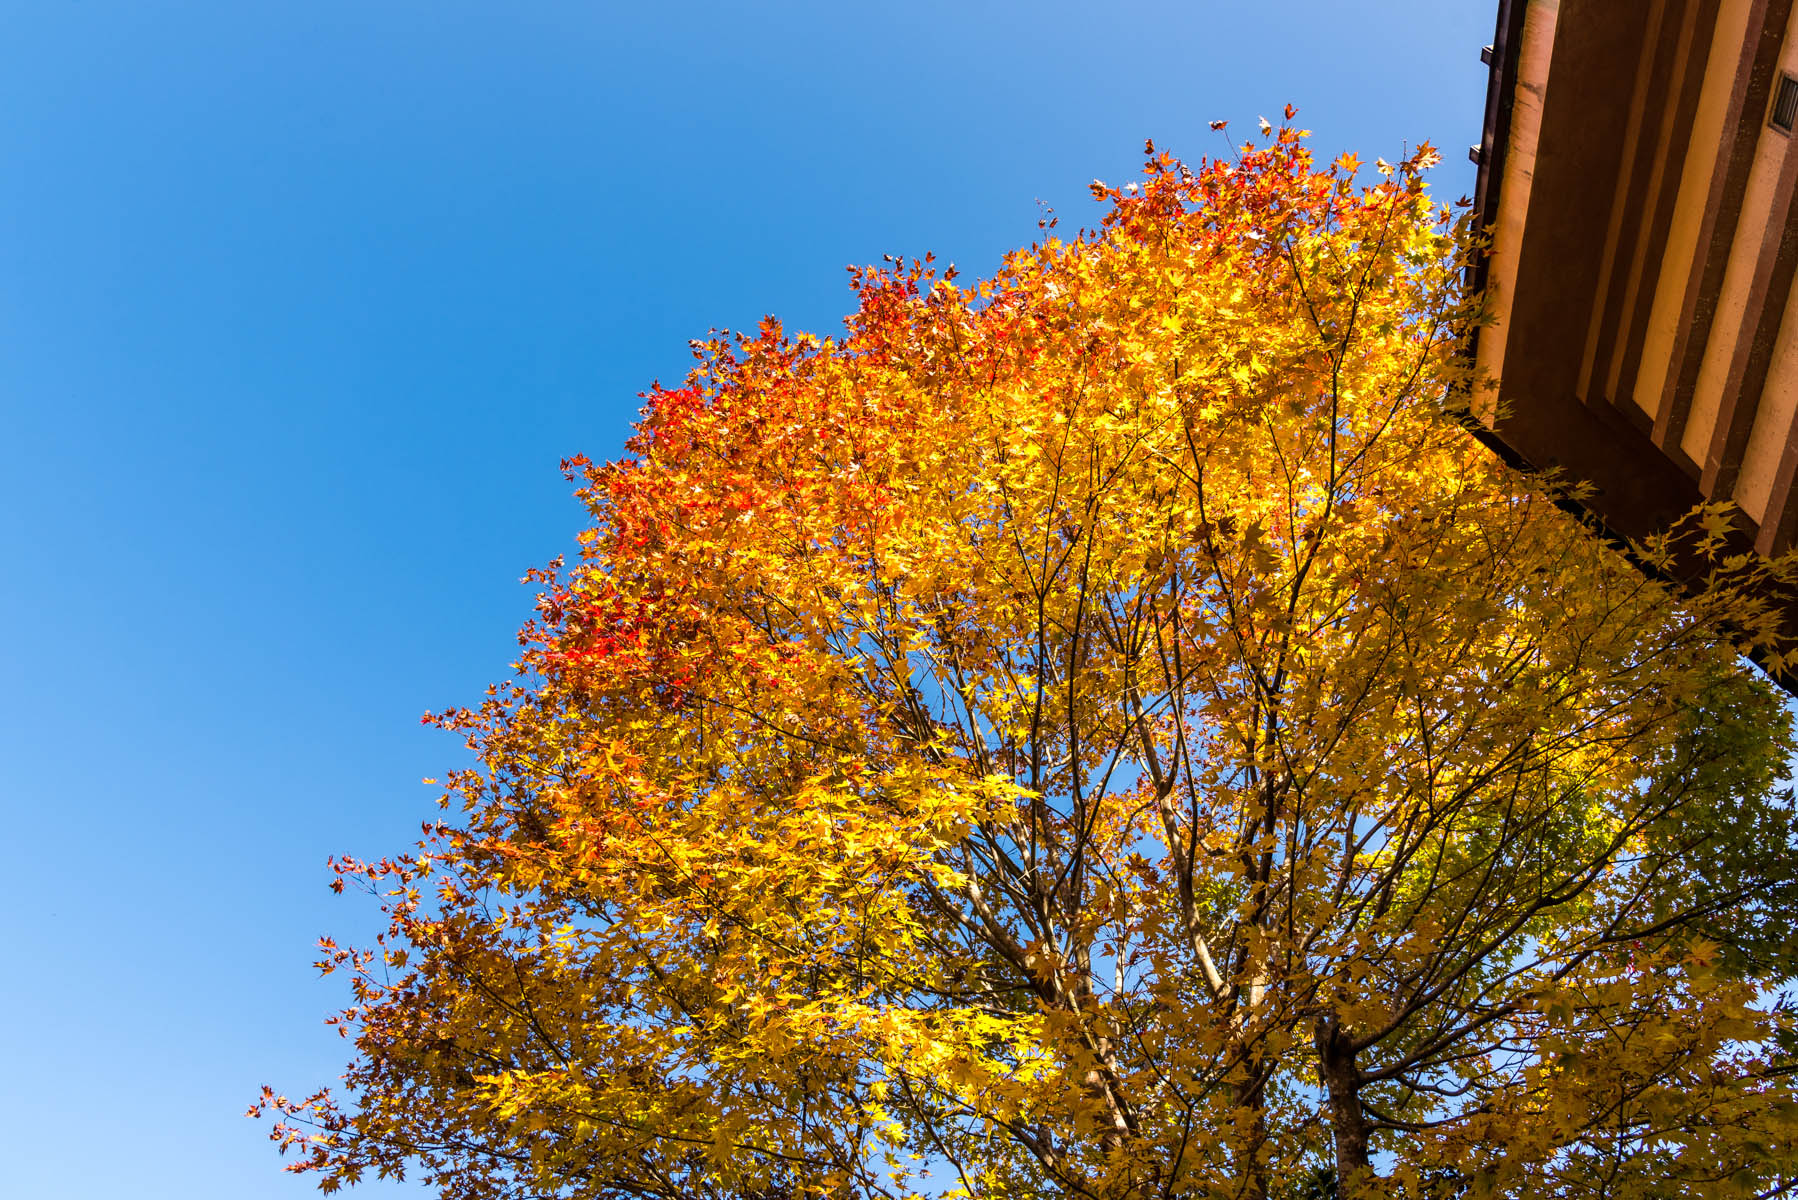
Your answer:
[0,3,1491,1195]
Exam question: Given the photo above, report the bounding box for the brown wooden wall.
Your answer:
[1474,0,1798,557]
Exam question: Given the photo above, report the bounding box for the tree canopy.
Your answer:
[258,120,1798,1199]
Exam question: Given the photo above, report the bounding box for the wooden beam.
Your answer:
[1606,0,1720,433]
[1577,0,1672,408]
[1702,131,1798,501]
[1653,0,1791,447]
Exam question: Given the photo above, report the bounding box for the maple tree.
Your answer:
[258,117,1798,1199]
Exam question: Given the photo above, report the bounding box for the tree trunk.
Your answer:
[1234,1056,1271,1200]
[1314,1014,1371,1189]
[1235,984,1271,1200]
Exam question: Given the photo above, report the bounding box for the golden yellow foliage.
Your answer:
[256,122,1798,1199]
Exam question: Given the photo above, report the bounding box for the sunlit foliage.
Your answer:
[257,118,1798,1199]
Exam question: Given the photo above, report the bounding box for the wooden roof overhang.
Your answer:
[1468,0,1798,688]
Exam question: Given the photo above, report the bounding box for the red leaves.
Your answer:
[247,1085,351,1177]
[539,579,708,710]
[257,117,1614,1199]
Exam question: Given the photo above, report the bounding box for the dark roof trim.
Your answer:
[1466,0,1528,309]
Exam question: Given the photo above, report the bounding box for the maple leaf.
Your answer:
[258,126,1798,1200]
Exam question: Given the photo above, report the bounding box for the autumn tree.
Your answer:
[258,119,1798,1199]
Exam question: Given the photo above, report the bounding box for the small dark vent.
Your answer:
[1772,73,1798,133]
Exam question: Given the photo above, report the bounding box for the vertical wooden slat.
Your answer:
[1607,0,1721,421]
[1757,420,1798,553]
[1702,146,1798,500]
[1750,189,1798,553]
[1652,0,1792,447]
[1578,0,1672,406]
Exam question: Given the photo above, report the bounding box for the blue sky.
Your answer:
[0,3,1491,1195]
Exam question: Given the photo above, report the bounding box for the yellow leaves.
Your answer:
[262,126,1798,1200]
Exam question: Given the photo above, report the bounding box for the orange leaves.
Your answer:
[260,119,1798,1200]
